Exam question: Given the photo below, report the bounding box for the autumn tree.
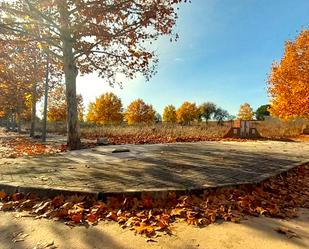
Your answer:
[0,0,185,149]
[48,85,84,122]
[268,30,309,120]
[163,105,177,123]
[255,104,270,121]
[0,81,29,131]
[176,101,199,124]
[155,113,162,123]
[124,99,156,125]
[0,39,46,133]
[214,108,229,125]
[237,103,254,120]
[87,92,123,125]
[0,33,62,137]
[199,102,217,123]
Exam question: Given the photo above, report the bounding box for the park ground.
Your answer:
[0,128,309,249]
[0,208,308,249]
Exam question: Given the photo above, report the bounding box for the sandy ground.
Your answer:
[0,209,308,249]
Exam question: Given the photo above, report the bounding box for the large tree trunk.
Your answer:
[63,59,81,149]
[59,1,81,150]
[30,82,37,137]
[63,57,81,150]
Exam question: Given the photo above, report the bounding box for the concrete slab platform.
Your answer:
[0,141,308,197]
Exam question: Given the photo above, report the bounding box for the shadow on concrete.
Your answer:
[2,142,308,195]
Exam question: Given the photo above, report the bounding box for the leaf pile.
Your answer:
[0,136,67,159]
[98,134,254,145]
[0,164,308,237]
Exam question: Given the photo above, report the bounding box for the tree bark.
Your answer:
[17,103,22,133]
[12,112,16,131]
[59,1,81,150]
[42,53,50,142]
[5,111,11,131]
[30,82,37,137]
[63,53,81,150]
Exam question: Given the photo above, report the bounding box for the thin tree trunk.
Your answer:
[30,82,37,137]
[17,104,22,133]
[59,1,81,150]
[12,112,16,131]
[6,111,11,131]
[42,53,50,142]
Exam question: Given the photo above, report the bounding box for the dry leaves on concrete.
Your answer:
[0,164,308,237]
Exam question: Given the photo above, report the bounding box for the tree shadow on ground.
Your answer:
[3,142,308,194]
[0,212,127,249]
[0,211,202,249]
[238,210,309,248]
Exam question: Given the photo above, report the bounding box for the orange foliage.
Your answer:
[268,29,309,120]
[163,105,177,123]
[87,93,123,125]
[176,101,199,124]
[0,40,44,120]
[124,99,156,125]
[0,134,66,159]
[48,85,84,122]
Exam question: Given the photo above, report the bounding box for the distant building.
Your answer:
[224,120,261,138]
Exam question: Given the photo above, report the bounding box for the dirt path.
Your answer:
[0,209,308,249]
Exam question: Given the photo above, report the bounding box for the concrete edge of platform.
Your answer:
[0,183,99,199]
[0,160,308,200]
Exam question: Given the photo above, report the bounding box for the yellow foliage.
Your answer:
[176,101,199,124]
[163,105,177,123]
[268,29,309,120]
[87,92,123,125]
[237,103,254,120]
[124,99,156,125]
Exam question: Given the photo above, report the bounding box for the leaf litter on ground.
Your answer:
[0,134,66,158]
[0,163,308,238]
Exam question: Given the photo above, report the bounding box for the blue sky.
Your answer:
[77,0,309,116]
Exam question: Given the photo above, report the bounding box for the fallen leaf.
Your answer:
[146,238,158,243]
[71,213,83,223]
[33,201,51,214]
[106,212,118,221]
[275,227,301,239]
[0,191,7,199]
[12,232,29,243]
[12,193,23,201]
[0,201,15,211]
[135,223,155,235]
[86,213,98,224]
[33,240,56,249]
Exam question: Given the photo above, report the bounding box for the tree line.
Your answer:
[46,89,233,125]
[47,89,270,125]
